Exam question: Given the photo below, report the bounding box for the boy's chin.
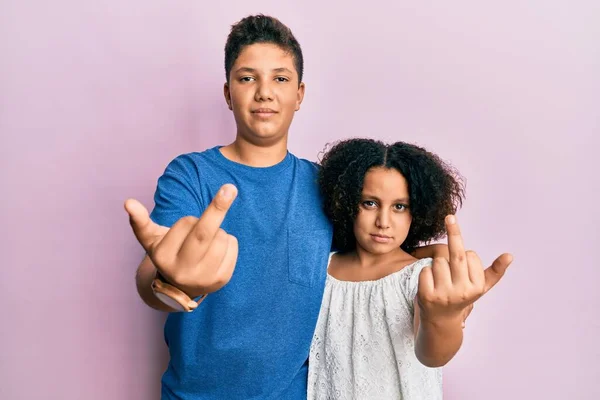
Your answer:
[240,128,287,143]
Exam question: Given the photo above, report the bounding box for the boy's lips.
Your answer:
[251,108,278,119]
[252,108,277,114]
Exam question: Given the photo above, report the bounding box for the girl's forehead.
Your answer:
[362,168,409,197]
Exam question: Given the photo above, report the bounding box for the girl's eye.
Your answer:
[395,204,409,211]
[362,200,377,208]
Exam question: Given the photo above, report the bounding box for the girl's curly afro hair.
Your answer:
[318,138,465,253]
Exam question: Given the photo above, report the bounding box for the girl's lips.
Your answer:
[371,234,392,243]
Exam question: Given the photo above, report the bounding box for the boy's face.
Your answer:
[224,43,305,145]
[353,167,413,255]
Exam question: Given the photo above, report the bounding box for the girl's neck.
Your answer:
[353,246,412,269]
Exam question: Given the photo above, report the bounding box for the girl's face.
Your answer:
[353,167,412,255]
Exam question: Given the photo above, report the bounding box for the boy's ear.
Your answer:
[224,82,232,110]
[295,82,306,111]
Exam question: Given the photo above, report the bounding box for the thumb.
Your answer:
[124,198,164,251]
[484,253,513,293]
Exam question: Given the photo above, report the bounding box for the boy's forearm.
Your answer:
[136,255,178,312]
[415,315,463,367]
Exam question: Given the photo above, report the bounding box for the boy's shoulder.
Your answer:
[169,147,219,164]
[161,147,220,173]
[288,152,320,172]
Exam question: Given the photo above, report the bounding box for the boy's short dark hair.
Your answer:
[224,14,304,84]
[318,139,466,253]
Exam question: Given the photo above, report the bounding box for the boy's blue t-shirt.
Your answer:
[149,146,333,400]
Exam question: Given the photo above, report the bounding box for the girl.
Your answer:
[308,139,511,399]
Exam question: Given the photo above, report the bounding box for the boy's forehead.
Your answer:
[233,43,296,71]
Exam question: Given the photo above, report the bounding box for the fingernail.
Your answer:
[447,215,456,225]
[187,301,198,309]
[220,186,232,201]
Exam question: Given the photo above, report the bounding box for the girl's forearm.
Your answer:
[415,314,463,367]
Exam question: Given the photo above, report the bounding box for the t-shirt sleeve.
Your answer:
[406,258,433,302]
[149,155,204,228]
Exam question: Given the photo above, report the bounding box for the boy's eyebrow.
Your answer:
[234,67,293,74]
[362,194,410,203]
[234,67,255,74]
[272,67,293,74]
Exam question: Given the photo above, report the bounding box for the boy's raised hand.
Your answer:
[125,184,239,297]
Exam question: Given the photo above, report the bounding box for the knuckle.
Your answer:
[453,253,466,263]
[433,257,447,266]
[214,228,228,244]
[213,201,228,212]
[218,274,231,287]
[153,249,170,269]
[420,292,435,303]
[180,216,197,226]
[440,295,451,307]
[169,270,186,287]
[182,215,197,223]
[228,234,238,246]
[203,274,218,288]
[213,272,230,288]
[193,226,210,242]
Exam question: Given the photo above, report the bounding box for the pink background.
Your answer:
[1,1,598,399]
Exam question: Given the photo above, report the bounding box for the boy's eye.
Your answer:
[275,77,289,82]
[240,77,255,82]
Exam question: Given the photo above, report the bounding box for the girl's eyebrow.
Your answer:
[362,194,410,203]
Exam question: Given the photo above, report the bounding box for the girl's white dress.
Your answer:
[308,256,442,399]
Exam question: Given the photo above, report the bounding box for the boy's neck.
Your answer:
[220,137,288,167]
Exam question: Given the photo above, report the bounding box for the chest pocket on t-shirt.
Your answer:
[288,228,332,288]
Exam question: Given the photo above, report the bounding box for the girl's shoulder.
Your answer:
[327,251,352,278]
